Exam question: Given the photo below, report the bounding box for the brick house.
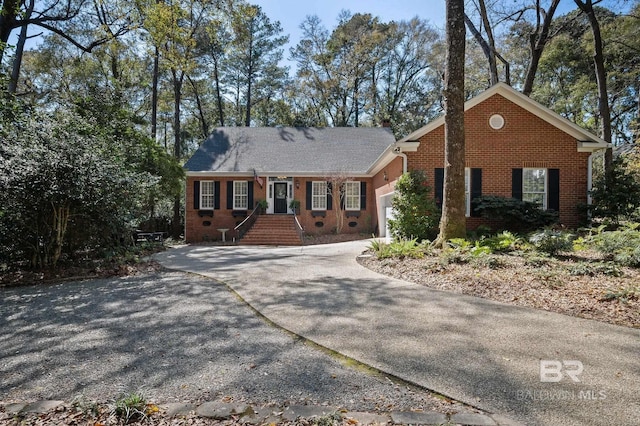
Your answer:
[184,83,609,244]
[184,127,396,243]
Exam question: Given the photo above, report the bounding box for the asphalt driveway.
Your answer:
[154,240,640,426]
[0,271,459,413]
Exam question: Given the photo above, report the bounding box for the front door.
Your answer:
[274,182,288,213]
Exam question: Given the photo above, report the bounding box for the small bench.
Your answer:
[134,231,165,244]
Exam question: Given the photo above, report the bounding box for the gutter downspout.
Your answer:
[395,151,408,173]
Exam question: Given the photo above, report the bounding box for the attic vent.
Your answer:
[489,114,505,130]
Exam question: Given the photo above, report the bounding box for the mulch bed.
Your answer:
[358,249,639,329]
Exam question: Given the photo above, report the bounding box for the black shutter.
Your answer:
[470,168,482,217]
[247,181,254,209]
[512,169,523,200]
[326,182,332,210]
[227,181,233,209]
[193,181,200,210]
[548,169,560,211]
[340,184,345,210]
[360,182,367,210]
[435,168,444,208]
[214,181,220,209]
[306,181,312,210]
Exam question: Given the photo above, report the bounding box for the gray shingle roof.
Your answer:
[184,127,396,174]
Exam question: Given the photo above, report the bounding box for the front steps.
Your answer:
[239,215,303,246]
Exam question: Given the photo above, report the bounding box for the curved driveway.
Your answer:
[155,240,640,426]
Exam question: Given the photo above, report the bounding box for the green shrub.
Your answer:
[480,231,523,253]
[589,157,640,223]
[112,392,147,424]
[529,229,575,255]
[474,196,559,232]
[586,223,640,266]
[368,238,428,259]
[567,261,623,277]
[602,286,639,302]
[388,170,440,241]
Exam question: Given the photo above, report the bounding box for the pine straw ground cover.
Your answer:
[358,245,639,329]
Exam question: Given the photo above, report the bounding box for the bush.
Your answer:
[388,170,440,241]
[589,157,640,223]
[0,99,182,269]
[586,224,640,267]
[112,392,147,423]
[368,238,429,259]
[529,229,575,255]
[479,231,524,253]
[567,261,623,277]
[474,196,559,232]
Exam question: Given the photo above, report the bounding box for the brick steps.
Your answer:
[240,215,302,246]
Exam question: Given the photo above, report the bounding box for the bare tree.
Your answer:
[574,0,613,171]
[522,0,561,96]
[435,0,467,246]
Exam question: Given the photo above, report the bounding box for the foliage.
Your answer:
[0,98,181,269]
[529,229,575,255]
[474,195,559,232]
[567,261,623,277]
[602,286,639,302]
[388,170,440,242]
[479,231,524,253]
[584,223,640,267]
[368,238,430,260]
[112,392,147,424]
[589,157,640,223]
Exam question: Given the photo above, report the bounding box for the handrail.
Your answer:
[234,204,261,241]
[293,213,305,244]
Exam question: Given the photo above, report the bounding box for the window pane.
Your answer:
[312,181,327,210]
[344,182,360,210]
[523,168,547,209]
[233,181,248,209]
[201,181,215,209]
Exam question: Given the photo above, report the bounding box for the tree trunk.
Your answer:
[214,56,225,126]
[575,0,613,171]
[8,0,34,94]
[522,0,561,96]
[0,0,19,63]
[435,0,466,247]
[171,68,184,239]
[188,75,210,138]
[151,46,160,140]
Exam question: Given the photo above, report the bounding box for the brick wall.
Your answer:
[407,94,591,229]
[185,175,377,243]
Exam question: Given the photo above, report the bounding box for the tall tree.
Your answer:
[226,3,288,126]
[435,0,466,246]
[2,0,132,92]
[574,0,613,170]
[522,0,561,96]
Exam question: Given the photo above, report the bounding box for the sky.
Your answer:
[252,0,448,71]
[253,0,447,55]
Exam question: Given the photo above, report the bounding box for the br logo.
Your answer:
[539,360,584,383]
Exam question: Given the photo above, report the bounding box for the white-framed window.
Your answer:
[233,180,248,210]
[344,181,361,211]
[465,168,471,217]
[200,181,215,210]
[523,168,547,209]
[312,181,327,210]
